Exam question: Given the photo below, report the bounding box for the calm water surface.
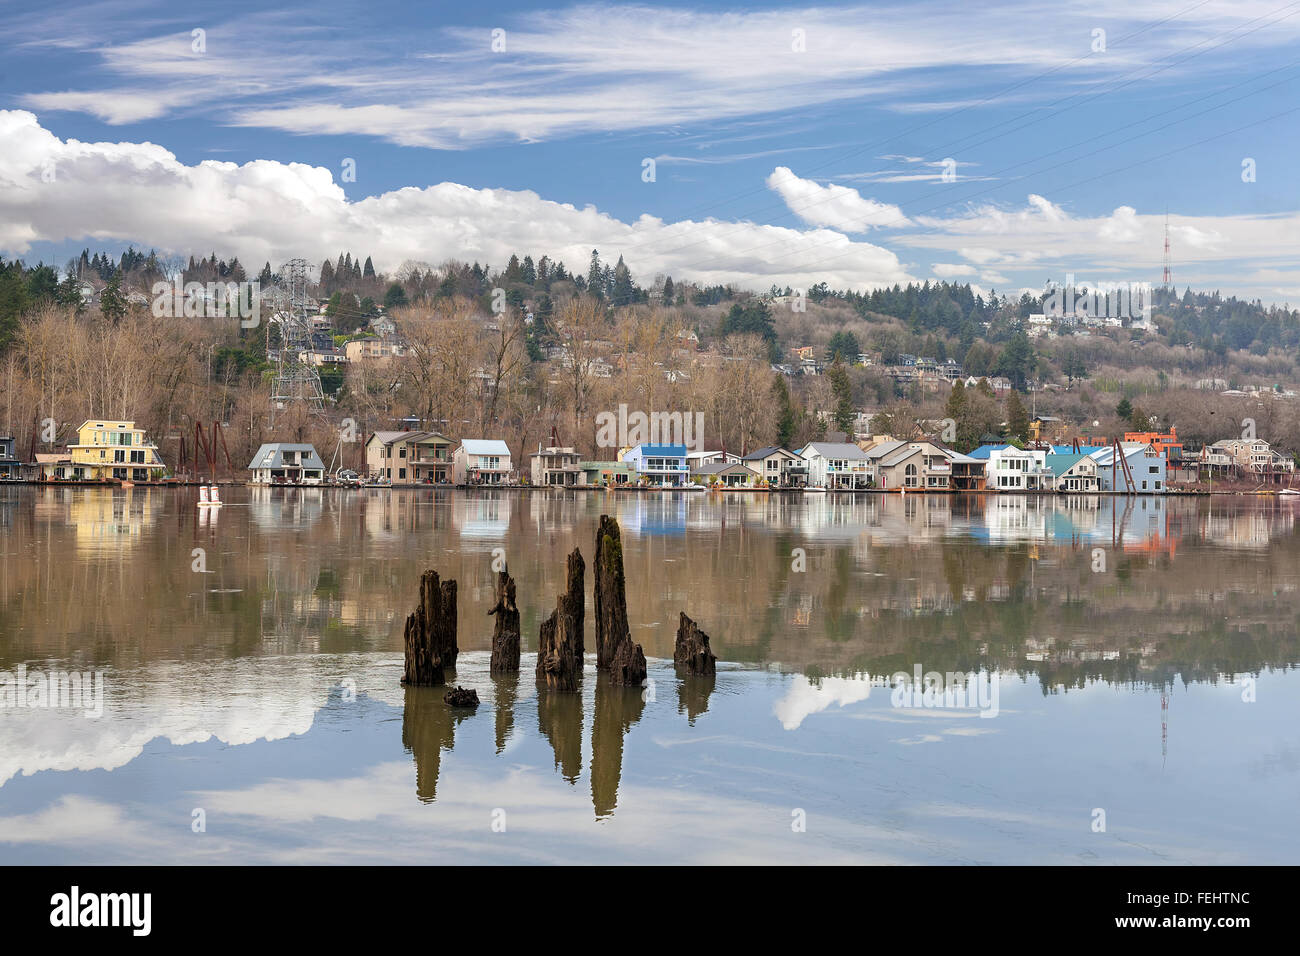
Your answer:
[1,486,1297,864]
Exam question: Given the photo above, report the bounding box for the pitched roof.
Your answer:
[879,445,924,467]
[862,439,908,461]
[247,443,325,471]
[800,442,869,459]
[741,446,796,461]
[691,462,758,476]
[459,439,511,456]
[1044,452,1090,476]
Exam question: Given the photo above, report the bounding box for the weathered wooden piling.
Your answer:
[444,686,479,707]
[401,570,457,686]
[565,547,585,660]
[536,547,585,692]
[594,515,646,685]
[488,569,521,674]
[673,612,717,676]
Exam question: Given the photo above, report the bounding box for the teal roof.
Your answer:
[1044,452,1089,477]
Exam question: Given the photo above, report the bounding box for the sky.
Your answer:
[1,0,1298,301]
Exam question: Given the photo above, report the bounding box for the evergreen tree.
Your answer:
[587,250,603,298]
[363,256,376,278]
[772,374,797,447]
[383,282,407,309]
[55,274,84,311]
[662,276,674,303]
[1115,397,1133,421]
[1005,389,1030,441]
[99,271,127,325]
[828,359,855,433]
[611,255,634,304]
[825,330,860,363]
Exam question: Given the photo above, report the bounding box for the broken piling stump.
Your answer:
[673,612,717,676]
[444,686,479,708]
[402,570,457,686]
[536,547,585,692]
[594,515,646,686]
[565,547,585,660]
[488,569,521,674]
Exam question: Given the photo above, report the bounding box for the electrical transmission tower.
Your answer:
[268,258,325,413]
[1162,212,1172,289]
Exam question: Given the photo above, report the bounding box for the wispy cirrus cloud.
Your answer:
[13,1,1300,149]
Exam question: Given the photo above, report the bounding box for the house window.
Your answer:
[1141,480,1147,490]
[1155,481,1162,490]
[399,468,406,479]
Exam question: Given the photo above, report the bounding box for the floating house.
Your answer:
[798,442,872,489]
[54,420,168,483]
[1089,443,1166,493]
[740,446,807,487]
[248,443,325,485]
[530,444,583,486]
[622,443,689,487]
[579,460,634,486]
[0,436,22,480]
[366,431,454,483]
[970,444,1053,491]
[872,440,955,491]
[453,439,513,485]
[691,461,760,488]
[1044,452,1099,492]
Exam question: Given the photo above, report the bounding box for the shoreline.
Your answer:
[3,480,1295,497]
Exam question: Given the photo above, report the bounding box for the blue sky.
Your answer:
[2,0,1299,300]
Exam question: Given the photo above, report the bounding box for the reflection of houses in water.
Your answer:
[527,491,579,536]
[68,488,164,554]
[792,593,813,628]
[1201,508,1294,549]
[248,485,326,531]
[979,496,1050,541]
[362,489,454,539]
[456,491,513,539]
[615,495,687,536]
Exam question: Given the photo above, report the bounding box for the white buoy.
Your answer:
[209,485,222,505]
[198,485,210,506]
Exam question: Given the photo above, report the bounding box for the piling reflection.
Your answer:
[590,673,645,818]
[493,672,519,754]
[401,685,462,803]
[536,684,584,783]
[675,673,715,724]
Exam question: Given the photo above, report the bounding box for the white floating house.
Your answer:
[453,439,513,485]
[248,443,326,485]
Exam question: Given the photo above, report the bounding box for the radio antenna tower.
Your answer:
[1161,212,1172,290]
[268,258,325,416]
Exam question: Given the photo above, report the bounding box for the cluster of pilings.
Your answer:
[401,514,719,696]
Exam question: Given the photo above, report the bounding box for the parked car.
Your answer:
[335,469,362,486]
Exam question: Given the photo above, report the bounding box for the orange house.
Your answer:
[1124,426,1182,459]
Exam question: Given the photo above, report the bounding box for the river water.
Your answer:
[0,486,1296,863]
